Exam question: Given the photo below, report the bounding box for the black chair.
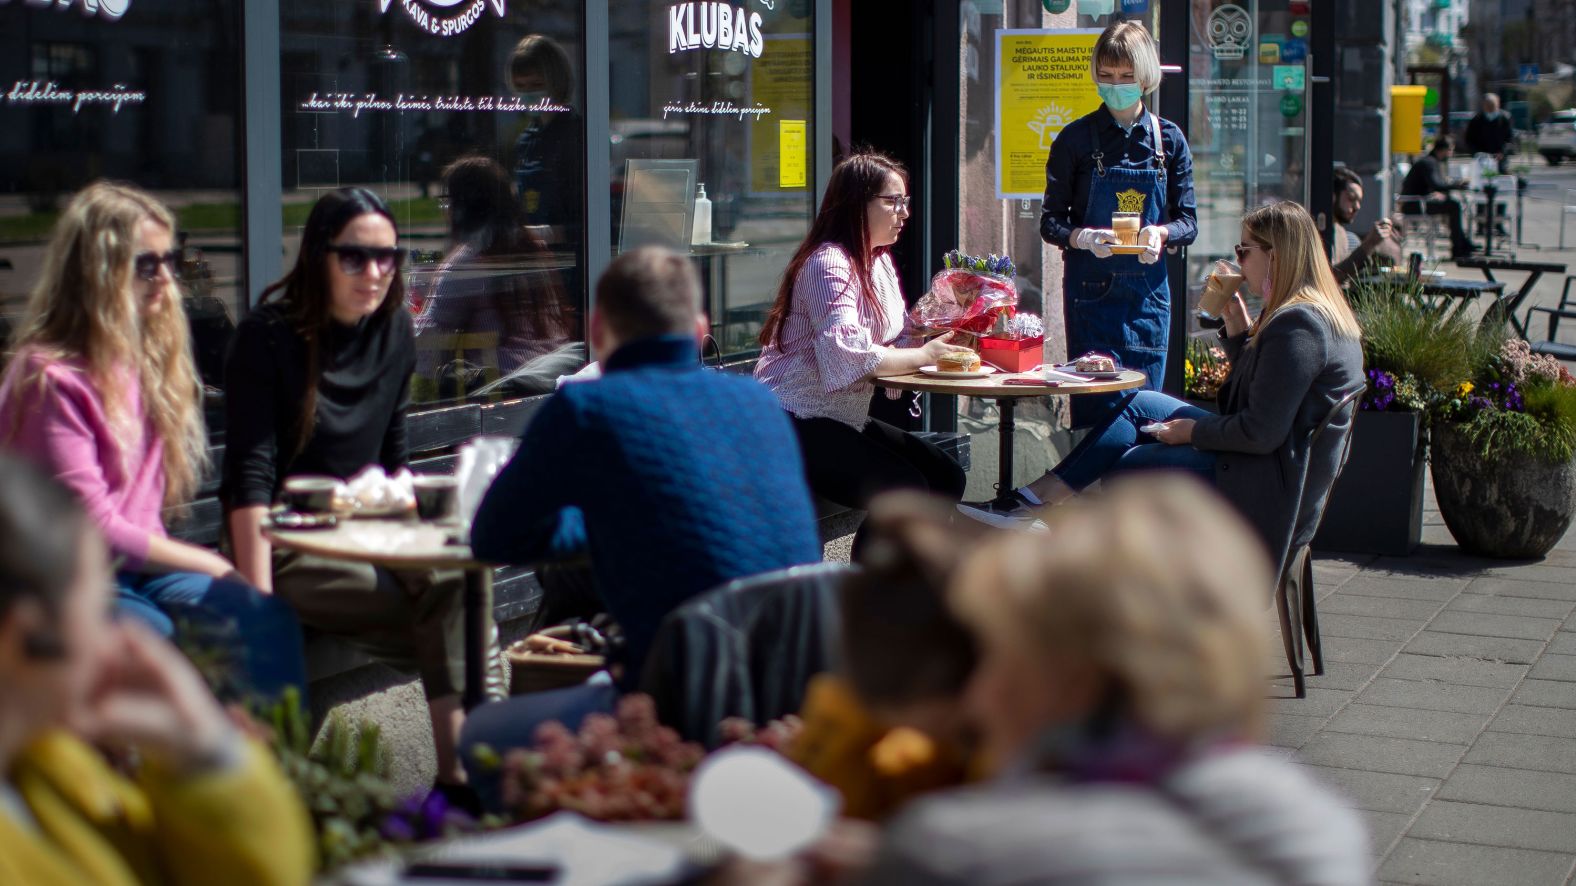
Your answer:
[1523,275,1576,362]
[639,562,853,747]
[1277,385,1365,699]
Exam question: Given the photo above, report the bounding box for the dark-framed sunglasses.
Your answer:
[327,245,407,276]
[1233,242,1271,263]
[133,249,183,281]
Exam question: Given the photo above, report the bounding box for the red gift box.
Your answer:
[979,336,1043,373]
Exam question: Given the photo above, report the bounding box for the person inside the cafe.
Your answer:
[460,246,822,810]
[1399,134,1477,261]
[0,453,314,886]
[221,187,503,807]
[1010,202,1364,582]
[1330,166,1404,284]
[754,151,972,540]
[0,181,305,702]
[1038,20,1197,433]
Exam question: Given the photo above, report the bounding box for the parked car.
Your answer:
[1538,109,1576,165]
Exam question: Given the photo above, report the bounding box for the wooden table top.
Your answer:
[1452,256,1568,273]
[874,368,1146,398]
[264,517,488,570]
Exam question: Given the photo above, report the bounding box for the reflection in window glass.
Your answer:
[609,0,816,357]
[0,2,243,431]
[279,2,587,406]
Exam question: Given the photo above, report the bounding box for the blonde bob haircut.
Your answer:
[5,181,208,509]
[1091,20,1163,95]
[950,475,1272,744]
[1243,201,1362,341]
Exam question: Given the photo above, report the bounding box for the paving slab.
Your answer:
[1403,633,1546,666]
[1427,611,1564,642]
[1378,838,1575,886]
[1298,764,1441,814]
[1462,733,1576,776]
[1464,576,1576,602]
[1362,810,1414,857]
[1478,563,1576,586]
[1446,594,1576,620]
[1323,703,1492,745]
[1356,677,1513,715]
[1264,686,1356,718]
[1437,764,1576,815]
[1408,800,1576,854]
[1383,652,1532,687]
[1322,594,1448,621]
[1529,654,1576,682]
[1490,704,1576,738]
[1324,635,1408,665]
[1511,679,1576,709]
[1337,576,1468,602]
[1307,660,1386,692]
[1264,713,1327,750]
[1548,632,1576,656]
[1321,613,1431,641]
[1295,732,1468,778]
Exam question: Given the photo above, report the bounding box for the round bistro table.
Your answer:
[875,368,1146,509]
[264,518,497,711]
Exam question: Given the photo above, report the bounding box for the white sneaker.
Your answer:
[956,503,1049,533]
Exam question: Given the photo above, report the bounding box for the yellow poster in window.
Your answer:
[750,34,811,194]
[779,120,807,188]
[995,29,1103,199]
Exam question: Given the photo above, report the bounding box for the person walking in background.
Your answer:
[0,453,314,886]
[222,187,495,803]
[0,181,304,701]
[461,247,822,808]
[1400,135,1476,260]
[1465,93,1515,175]
[1330,166,1404,284]
[1040,20,1197,428]
[755,151,970,535]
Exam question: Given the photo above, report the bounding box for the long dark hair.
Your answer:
[759,151,908,349]
[259,187,405,455]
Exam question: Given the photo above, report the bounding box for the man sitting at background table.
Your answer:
[1330,166,1404,285]
[1399,135,1477,261]
[460,247,823,804]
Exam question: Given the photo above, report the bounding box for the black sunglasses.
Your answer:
[1234,243,1271,263]
[133,249,183,281]
[327,245,407,276]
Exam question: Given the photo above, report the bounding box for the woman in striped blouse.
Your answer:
[755,152,970,532]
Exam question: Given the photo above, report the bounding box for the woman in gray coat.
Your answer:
[1006,201,1363,580]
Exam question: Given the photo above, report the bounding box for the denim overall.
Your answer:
[1064,112,1170,427]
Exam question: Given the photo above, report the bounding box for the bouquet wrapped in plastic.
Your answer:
[910,251,1019,338]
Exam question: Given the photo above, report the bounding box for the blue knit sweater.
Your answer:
[470,335,823,686]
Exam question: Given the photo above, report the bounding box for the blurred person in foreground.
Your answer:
[0,453,313,885]
[790,492,984,821]
[729,475,1369,885]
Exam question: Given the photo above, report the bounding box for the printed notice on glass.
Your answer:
[749,34,812,195]
[994,29,1103,200]
[779,120,807,189]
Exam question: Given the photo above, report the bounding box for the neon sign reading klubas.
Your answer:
[0,0,132,22]
[668,2,764,58]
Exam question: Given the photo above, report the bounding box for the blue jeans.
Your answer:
[1053,390,1217,490]
[460,672,619,813]
[117,571,307,702]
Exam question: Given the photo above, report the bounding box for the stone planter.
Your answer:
[1314,410,1426,556]
[1430,421,1576,559]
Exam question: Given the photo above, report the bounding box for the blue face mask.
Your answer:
[1096,81,1145,112]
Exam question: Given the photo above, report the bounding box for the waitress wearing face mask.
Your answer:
[1040,20,1196,429]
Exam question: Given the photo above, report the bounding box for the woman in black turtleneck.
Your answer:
[220,187,487,803]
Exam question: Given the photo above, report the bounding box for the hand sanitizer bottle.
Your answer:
[692,183,712,246]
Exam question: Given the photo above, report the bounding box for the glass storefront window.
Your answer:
[0,1,244,429]
[608,0,817,358]
[279,2,588,406]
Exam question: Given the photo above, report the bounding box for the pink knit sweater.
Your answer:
[0,350,165,569]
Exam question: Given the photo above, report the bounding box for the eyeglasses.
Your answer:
[876,194,912,212]
[1234,243,1271,263]
[327,245,407,276]
[133,249,183,281]
[436,194,451,211]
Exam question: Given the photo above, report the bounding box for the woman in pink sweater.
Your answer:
[0,182,303,700]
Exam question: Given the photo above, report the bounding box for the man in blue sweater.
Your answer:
[463,248,821,792]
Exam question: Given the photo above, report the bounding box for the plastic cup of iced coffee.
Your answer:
[1198,259,1243,322]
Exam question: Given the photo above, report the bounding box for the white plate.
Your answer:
[919,364,998,379]
[1051,362,1124,379]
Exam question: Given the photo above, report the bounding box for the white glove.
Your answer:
[1072,227,1118,259]
[1137,225,1167,265]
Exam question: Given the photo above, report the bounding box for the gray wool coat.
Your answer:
[1190,302,1365,580]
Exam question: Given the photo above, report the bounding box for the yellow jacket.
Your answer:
[0,731,315,886]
